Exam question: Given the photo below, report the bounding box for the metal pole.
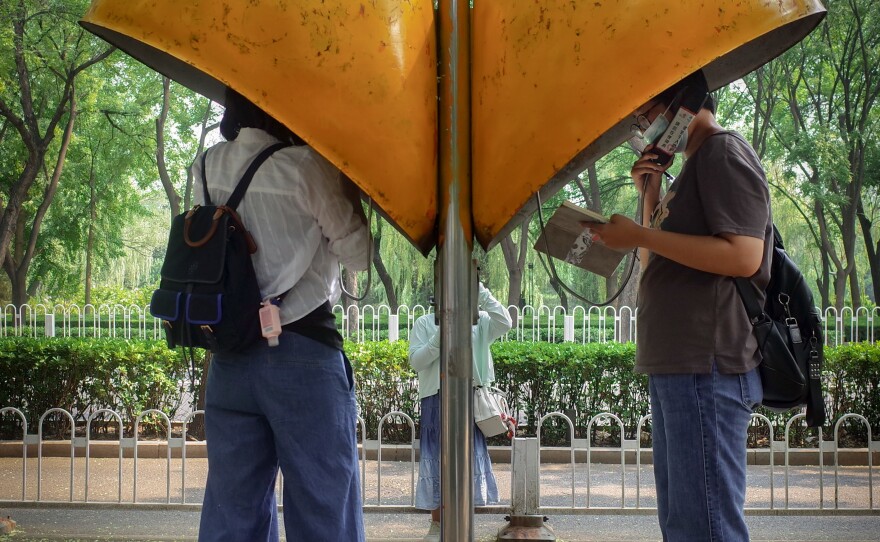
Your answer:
[438,0,473,540]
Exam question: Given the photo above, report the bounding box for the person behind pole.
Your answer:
[408,282,512,542]
[586,71,770,541]
[196,88,370,542]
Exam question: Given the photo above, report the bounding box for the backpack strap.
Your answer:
[225,142,291,210]
[200,149,212,206]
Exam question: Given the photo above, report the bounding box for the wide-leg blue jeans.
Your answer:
[198,331,365,542]
[649,364,762,542]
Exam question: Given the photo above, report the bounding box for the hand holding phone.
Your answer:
[631,71,709,167]
[630,145,669,194]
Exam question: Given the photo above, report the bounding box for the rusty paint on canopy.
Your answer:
[81,0,438,253]
[472,0,826,249]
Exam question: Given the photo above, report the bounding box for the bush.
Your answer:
[0,337,201,439]
[2,338,879,447]
[490,341,646,444]
[346,340,417,442]
[822,342,880,444]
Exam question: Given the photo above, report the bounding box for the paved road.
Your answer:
[1,457,878,541]
[2,506,880,541]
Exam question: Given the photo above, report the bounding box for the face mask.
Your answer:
[641,112,688,153]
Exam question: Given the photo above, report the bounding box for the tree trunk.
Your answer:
[849,268,861,309]
[840,174,861,310]
[0,160,39,272]
[185,104,216,211]
[548,276,568,310]
[6,223,27,306]
[372,218,398,309]
[614,263,640,342]
[819,249,831,309]
[7,213,26,306]
[857,199,880,304]
[188,351,211,441]
[500,221,530,327]
[373,246,396,308]
[814,199,847,310]
[85,152,98,305]
[156,77,181,219]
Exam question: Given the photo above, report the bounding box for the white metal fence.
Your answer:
[2,303,877,346]
[2,406,878,513]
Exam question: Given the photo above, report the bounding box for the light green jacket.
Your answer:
[408,285,512,399]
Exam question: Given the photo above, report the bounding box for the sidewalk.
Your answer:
[1,456,878,541]
[1,505,880,541]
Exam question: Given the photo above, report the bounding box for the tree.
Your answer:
[372,216,399,309]
[152,77,217,221]
[500,220,529,310]
[741,0,879,310]
[0,0,113,304]
[3,86,76,305]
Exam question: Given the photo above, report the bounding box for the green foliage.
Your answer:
[346,340,418,441]
[491,341,645,444]
[0,0,877,314]
[0,337,201,438]
[824,342,880,441]
[3,338,880,447]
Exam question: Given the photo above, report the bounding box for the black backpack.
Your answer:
[735,225,826,427]
[149,142,289,353]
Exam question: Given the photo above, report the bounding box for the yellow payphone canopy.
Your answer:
[472,0,826,249]
[81,1,827,254]
[81,0,439,253]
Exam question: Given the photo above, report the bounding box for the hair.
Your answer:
[654,73,717,115]
[219,88,306,145]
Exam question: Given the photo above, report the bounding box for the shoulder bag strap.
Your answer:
[805,327,826,427]
[473,338,489,388]
[734,277,764,325]
[805,355,825,427]
[225,142,291,210]
[200,149,212,206]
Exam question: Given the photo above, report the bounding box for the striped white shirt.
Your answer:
[192,128,370,325]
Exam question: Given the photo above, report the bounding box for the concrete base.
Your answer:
[496,515,556,541]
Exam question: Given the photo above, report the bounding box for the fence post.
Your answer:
[388,314,399,342]
[497,437,556,541]
[44,314,55,338]
[563,315,574,342]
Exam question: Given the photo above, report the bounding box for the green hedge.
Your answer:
[0,338,200,438]
[824,343,880,433]
[2,338,879,445]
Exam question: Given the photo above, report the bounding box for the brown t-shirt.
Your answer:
[635,131,773,375]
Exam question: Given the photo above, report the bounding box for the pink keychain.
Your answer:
[259,300,282,346]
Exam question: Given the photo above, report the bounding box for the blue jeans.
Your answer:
[649,364,762,542]
[198,332,365,542]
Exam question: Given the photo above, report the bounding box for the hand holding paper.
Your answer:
[582,214,644,251]
[533,201,628,277]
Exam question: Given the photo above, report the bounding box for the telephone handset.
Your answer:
[632,71,709,167]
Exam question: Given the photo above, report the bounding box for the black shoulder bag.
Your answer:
[734,226,826,427]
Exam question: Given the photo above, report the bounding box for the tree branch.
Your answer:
[21,90,76,276]
[0,96,31,148]
[156,78,181,216]
[12,0,38,137]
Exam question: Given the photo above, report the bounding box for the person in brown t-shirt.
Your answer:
[588,71,771,541]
